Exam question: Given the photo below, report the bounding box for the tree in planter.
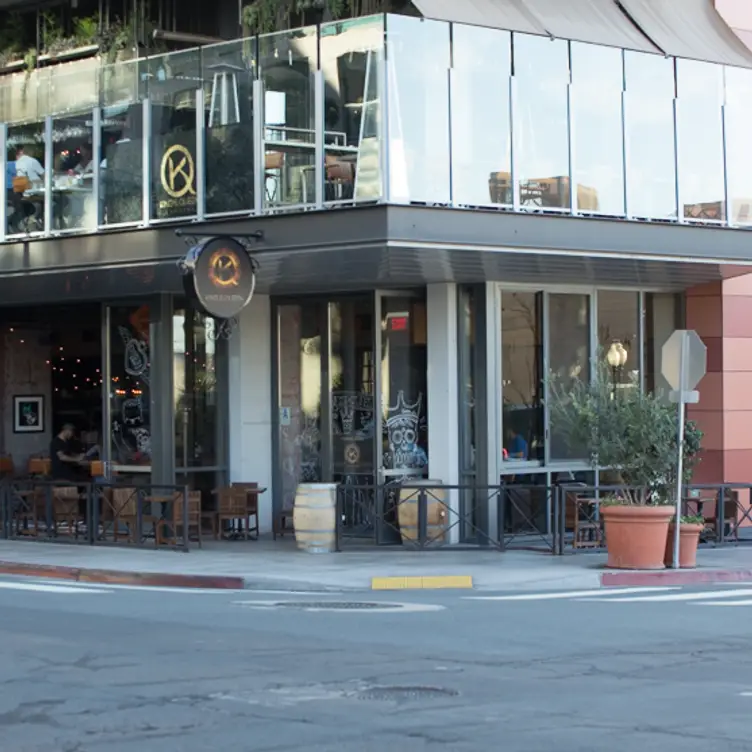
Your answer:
[548,358,703,505]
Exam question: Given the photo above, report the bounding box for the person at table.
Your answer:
[14,145,44,187]
[74,144,94,177]
[5,158,22,233]
[50,424,86,482]
[505,427,529,460]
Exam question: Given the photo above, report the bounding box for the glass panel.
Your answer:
[644,292,679,397]
[148,50,201,221]
[51,111,95,231]
[99,59,143,111]
[451,25,511,207]
[380,295,429,475]
[330,298,375,486]
[49,58,99,117]
[501,291,544,464]
[259,27,317,209]
[277,303,323,514]
[386,15,450,204]
[202,39,256,215]
[173,305,224,469]
[514,34,570,211]
[7,121,47,235]
[100,102,143,225]
[320,17,385,204]
[724,66,752,225]
[677,59,725,222]
[624,52,677,220]
[548,293,590,460]
[109,305,152,469]
[597,290,639,390]
[570,43,625,216]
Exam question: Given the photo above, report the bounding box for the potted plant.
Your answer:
[549,358,703,570]
[664,515,705,569]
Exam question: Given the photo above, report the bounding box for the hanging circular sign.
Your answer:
[183,237,256,320]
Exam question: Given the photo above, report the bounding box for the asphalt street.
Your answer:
[2,577,752,751]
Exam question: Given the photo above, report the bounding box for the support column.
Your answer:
[149,294,175,487]
[426,283,460,544]
[687,276,752,485]
[228,294,273,532]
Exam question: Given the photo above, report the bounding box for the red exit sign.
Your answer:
[390,315,409,331]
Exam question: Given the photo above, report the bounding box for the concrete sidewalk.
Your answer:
[1,538,752,591]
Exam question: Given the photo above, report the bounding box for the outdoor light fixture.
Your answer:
[606,341,628,369]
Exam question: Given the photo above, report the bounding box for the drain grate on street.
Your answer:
[356,686,460,702]
[273,601,393,610]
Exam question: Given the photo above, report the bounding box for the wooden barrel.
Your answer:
[293,483,337,553]
[398,481,447,545]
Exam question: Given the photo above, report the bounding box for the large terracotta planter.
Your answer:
[601,505,673,570]
[664,523,704,569]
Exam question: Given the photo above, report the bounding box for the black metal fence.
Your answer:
[335,482,557,552]
[0,479,192,551]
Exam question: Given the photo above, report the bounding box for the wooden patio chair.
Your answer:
[231,482,261,540]
[155,491,202,548]
[205,486,251,540]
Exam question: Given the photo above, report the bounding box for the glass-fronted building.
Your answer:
[2,3,752,540]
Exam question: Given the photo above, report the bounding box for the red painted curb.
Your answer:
[0,561,245,590]
[601,569,752,587]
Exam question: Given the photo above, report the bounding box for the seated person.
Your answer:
[50,423,85,481]
[505,427,529,460]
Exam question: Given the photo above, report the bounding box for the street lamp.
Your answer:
[606,341,629,394]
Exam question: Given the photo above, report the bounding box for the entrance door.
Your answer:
[274,291,428,540]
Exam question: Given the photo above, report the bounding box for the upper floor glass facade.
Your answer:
[1,13,750,243]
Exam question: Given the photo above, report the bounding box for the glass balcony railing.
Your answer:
[0,13,750,243]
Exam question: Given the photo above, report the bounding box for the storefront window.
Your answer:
[513,34,571,211]
[724,66,752,225]
[501,291,544,464]
[7,121,47,236]
[109,305,151,469]
[644,292,680,397]
[451,25,511,207]
[203,39,256,215]
[597,291,640,388]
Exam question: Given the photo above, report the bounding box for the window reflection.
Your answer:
[571,43,625,216]
[501,291,543,464]
[451,25,511,207]
[7,121,46,235]
[548,293,590,461]
[514,34,570,211]
[203,40,256,215]
[644,292,679,397]
[387,15,450,204]
[597,291,639,388]
[676,60,725,222]
[724,66,752,225]
[321,18,384,204]
[624,52,677,220]
[259,27,317,208]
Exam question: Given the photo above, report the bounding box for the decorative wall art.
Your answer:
[13,395,44,433]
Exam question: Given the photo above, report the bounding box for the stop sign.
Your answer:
[661,330,707,392]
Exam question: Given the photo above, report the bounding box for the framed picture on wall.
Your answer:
[13,395,44,434]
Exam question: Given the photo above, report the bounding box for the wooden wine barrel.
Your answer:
[293,483,337,553]
[398,481,447,545]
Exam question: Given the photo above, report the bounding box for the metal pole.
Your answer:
[672,336,688,570]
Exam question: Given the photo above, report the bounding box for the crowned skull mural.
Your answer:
[383,391,427,471]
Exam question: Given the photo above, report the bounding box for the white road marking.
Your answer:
[464,587,677,601]
[578,588,752,603]
[232,600,445,613]
[695,599,752,607]
[0,581,112,594]
[45,581,248,595]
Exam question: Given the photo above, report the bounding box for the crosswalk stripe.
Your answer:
[578,588,752,603]
[464,587,676,601]
[0,582,111,594]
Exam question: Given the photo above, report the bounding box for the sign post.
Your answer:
[662,330,707,570]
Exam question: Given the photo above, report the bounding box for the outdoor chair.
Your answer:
[206,486,252,540]
[155,491,202,548]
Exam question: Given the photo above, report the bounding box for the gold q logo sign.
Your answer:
[208,249,241,289]
[160,144,195,198]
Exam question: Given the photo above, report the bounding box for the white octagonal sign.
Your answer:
[662,330,707,392]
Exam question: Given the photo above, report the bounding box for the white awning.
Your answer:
[618,0,752,67]
[411,0,659,51]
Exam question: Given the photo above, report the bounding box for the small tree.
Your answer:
[548,360,703,505]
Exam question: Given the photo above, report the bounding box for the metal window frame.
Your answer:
[43,115,53,234]
[195,86,206,222]
[141,97,151,226]
[0,123,6,243]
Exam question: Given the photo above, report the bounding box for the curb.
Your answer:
[0,561,245,590]
[601,568,752,588]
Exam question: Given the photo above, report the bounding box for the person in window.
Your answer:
[505,427,529,460]
[50,424,85,482]
[14,145,44,186]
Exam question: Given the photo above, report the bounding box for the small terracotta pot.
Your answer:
[601,505,673,570]
[664,523,704,569]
